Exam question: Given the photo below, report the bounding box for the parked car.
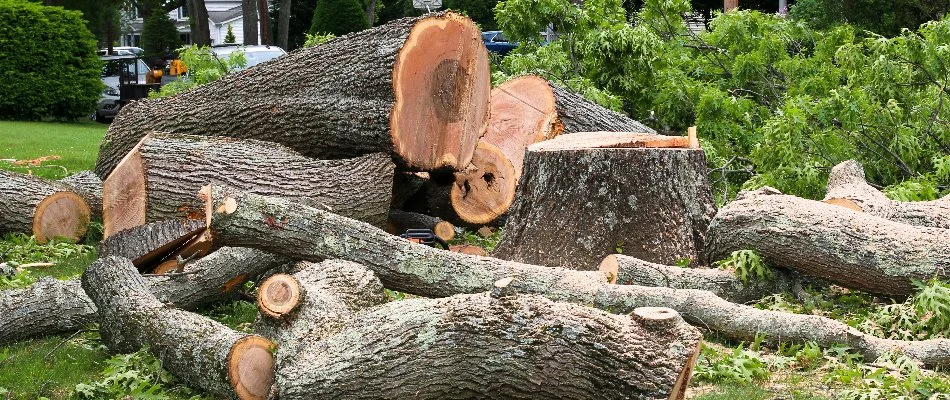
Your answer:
[95,55,151,122]
[97,46,145,56]
[482,31,517,55]
[210,44,287,71]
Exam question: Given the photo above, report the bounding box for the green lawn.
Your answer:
[0,120,106,179]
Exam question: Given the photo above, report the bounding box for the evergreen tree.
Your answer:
[141,11,180,59]
[225,23,237,43]
[309,0,369,36]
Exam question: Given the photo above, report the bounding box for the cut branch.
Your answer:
[59,171,102,221]
[385,209,455,241]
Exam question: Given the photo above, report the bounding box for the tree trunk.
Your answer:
[823,159,950,228]
[707,187,950,298]
[599,254,803,304]
[450,76,656,225]
[278,293,702,400]
[242,0,259,45]
[187,0,211,45]
[277,0,291,49]
[81,256,276,400]
[102,133,394,237]
[257,0,270,44]
[0,247,288,344]
[0,170,90,243]
[98,219,207,271]
[493,132,716,269]
[60,171,103,221]
[96,11,489,178]
[385,209,455,241]
[365,0,377,26]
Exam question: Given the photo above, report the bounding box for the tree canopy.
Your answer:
[310,0,369,36]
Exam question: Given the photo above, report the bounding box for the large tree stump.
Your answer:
[707,187,950,297]
[95,11,490,178]
[823,160,950,228]
[277,290,701,400]
[0,170,91,243]
[103,133,394,237]
[82,256,276,400]
[492,132,715,269]
[0,247,288,344]
[60,171,103,221]
[450,76,656,225]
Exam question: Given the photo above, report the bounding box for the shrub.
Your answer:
[310,0,369,36]
[0,0,102,120]
[224,23,236,44]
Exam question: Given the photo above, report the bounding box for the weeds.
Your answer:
[70,349,207,400]
[713,249,773,283]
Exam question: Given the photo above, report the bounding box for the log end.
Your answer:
[33,191,91,243]
[450,141,517,225]
[433,220,455,242]
[529,131,699,152]
[598,254,621,284]
[632,307,682,331]
[258,274,303,318]
[485,75,561,154]
[153,259,178,274]
[449,244,488,256]
[228,335,276,400]
[103,136,148,237]
[822,197,864,212]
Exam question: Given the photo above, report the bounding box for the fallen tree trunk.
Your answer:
[202,187,950,367]
[706,187,950,298]
[0,170,91,243]
[103,133,394,236]
[0,247,288,344]
[95,11,489,178]
[450,76,657,225]
[385,209,454,241]
[823,159,950,228]
[82,256,276,400]
[599,254,802,304]
[98,219,206,271]
[278,291,701,400]
[60,171,103,221]
[493,132,716,269]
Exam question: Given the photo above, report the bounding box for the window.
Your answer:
[178,7,189,20]
[129,5,141,19]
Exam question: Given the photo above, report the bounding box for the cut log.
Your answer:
[277,291,701,400]
[98,219,206,272]
[385,209,455,241]
[103,133,394,237]
[450,77,658,225]
[823,159,950,228]
[493,131,716,269]
[0,170,91,243]
[0,247,288,344]
[59,171,103,220]
[81,256,276,400]
[95,11,490,178]
[599,254,802,304]
[449,244,488,256]
[707,187,950,297]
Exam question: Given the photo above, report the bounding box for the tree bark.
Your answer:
[599,254,802,304]
[96,11,490,177]
[0,247,289,344]
[278,293,702,400]
[102,133,394,237]
[187,0,211,46]
[257,0,270,45]
[707,187,950,298]
[242,0,259,45]
[823,159,950,228]
[277,0,291,49]
[60,171,103,221]
[98,219,206,271]
[365,0,377,26]
[0,170,90,243]
[450,76,657,225]
[493,132,716,269]
[81,256,276,400]
[385,209,454,241]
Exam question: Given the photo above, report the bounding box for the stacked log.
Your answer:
[60,171,103,220]
[98,219,207,271]
[0,170,91,243]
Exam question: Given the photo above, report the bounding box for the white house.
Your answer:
[121,0,266,47]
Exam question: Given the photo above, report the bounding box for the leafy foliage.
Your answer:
[310,0,369,36]
[141,11,180,59]
[303,32,338,47]
[789,0,950,37]
[442,0,500,30]
[713,249,772,283]
[71,348,208,399]
[224,24,237,44]
[829,352,950,400]
[694,342,771,384]
[151,45,246,98]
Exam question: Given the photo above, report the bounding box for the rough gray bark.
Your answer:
[187,0,211,45]
[96,11,489,177]
[493,134,716,269]
[60,171,103,220]
[242,0,259,45]
[0,170,90,242]
[278,292,701,400]
[824,160,950,228]
[203,187,950,368]
[707,187,950,298]
[0,247,288,344]
[277,0,291,49]
[386,209,454,241]
[98,219,206,270]
[82,256,275,399]
[600,254,802,304]
[550,83,655,134]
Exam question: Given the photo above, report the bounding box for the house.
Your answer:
[121,0,267,47]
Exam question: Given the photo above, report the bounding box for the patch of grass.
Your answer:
[0,333,107,399]
[199,300,259,333]
[449,228,502,252]
[0,120,105,179]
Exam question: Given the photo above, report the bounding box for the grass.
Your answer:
[0,334,108,399]
[0,120,106,179]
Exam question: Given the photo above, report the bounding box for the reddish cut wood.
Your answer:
[449,141,517,224]
[257,274,303,318]
[103,136,148,237]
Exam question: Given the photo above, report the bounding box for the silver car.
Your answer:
[95,55,150,122]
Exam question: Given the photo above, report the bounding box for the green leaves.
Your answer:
[714,249,773,283]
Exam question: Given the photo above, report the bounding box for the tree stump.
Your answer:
[95,11,490,178]
[0,170,90,243]
[492,131,715,269]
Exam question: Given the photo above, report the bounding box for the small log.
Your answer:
[60,171,103,220]
[450,76,657,225]
[385,209,455,241]
[0,247,289,344]
[449,244,488,256]
[98,219,206,272]
[493,131,716,269]
[96,11,489,178]
[823,160,950,228]
[599,254,802,304]
[81,256,276,400]
[277,291,702,400]
[103,133,394,237]
[707,187,950,297]
[0,170,91,243]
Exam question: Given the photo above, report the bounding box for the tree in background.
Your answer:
[224,23,237,43]
[141,10,180,57]
[375,0,420,25]
[789,0,950,37]
[242,0,259,44]
[186,0,211,45]
[442,0,499,30]
[309,0,369,35]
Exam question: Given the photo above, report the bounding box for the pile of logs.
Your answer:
[3,10,950,400]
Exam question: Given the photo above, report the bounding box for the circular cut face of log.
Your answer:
[450,141,516,225]
[433,220,455,242]
[822,197,864,212]
[228,336,275,400]
[258,274,303,318]
[483,75,561,171]
[390,12,490,170]
[33,191,90,243]
[598,254,622,284]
